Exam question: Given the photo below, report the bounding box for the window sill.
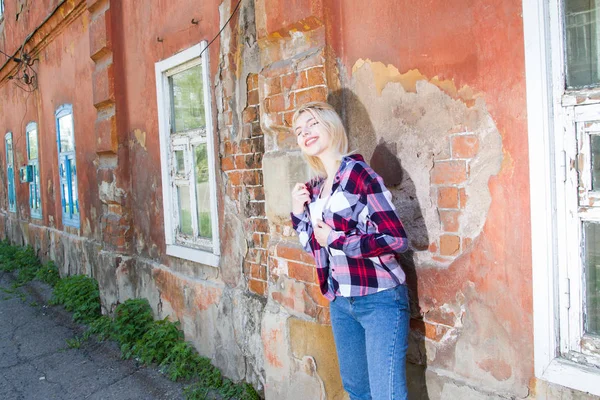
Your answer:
[166,244,219,268]
[540,357,600,396]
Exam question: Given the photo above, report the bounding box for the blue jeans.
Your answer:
[330,285,410,400]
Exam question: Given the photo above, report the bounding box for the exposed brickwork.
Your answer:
[428,130,481,264]
[220,72,269,296]
[88,0,132,252]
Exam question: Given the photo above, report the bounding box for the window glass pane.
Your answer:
[194,144,212,239]
[177,185,193,236]
[583,221,600,335]
[175,150,185,174]
[58,114,74,152]
[6,136,13,165]
[62,182,69,213]
[169,64,205,133]
[565,0,600,87]
[70,159,78,217]
[28,128,38,160]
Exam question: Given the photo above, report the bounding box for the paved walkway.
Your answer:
[0,271,186,400]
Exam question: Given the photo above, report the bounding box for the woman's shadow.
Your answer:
[329,89,430,400]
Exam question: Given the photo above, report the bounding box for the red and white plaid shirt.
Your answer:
[291,154,408,300]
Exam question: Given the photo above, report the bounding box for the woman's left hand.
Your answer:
[314,220,333,247]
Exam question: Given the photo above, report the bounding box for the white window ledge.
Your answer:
[541,358,600,396]
[166,244,220,268]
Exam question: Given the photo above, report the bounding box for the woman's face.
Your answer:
[294,110,332,158]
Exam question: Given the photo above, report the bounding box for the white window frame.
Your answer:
[0,0,4,21]
[26,122,42,219]
[524,0,600,395]
[155,42,220,267]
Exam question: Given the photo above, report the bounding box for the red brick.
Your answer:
[221,156,235,171]
[223,140,237,156]
[251,122,262,137]
[269,257,280,280]
[277,243,315,265]
[459,188,467,209]
[424,321,449,341]
[254,218,269,233]
[249,279,267,296]
[452,134,479,158]
[247,89,259,107]
[261,234,270,249]
[428,241,438,253]
[248,201,265,217]
[265,77,282,96]
[243,260,253,275]
[437,187,459,209]
[283,111,295,127]
[302,67,326,87]
[252,232,262,246]
[288,261,316,283]
[228,171,242,186]
[431,160,467,185]
[248,187,265,201]
[265,95,285,113]
[247,73,259,91]
[243,170,262,186]
[224,110,233,125]
[440,210,460,232]
[251,264,267,280]
[440,235,460,256]
[305,284,329,307]
[292,86,328,107]
[243,106,258,123]
[425,308,456,327]
[281,73,297,91]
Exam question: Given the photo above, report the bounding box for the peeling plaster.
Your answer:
[344,60,503,268]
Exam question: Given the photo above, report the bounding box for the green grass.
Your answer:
[0,239,261,399]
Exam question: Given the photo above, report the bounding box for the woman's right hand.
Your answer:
[291,183,311,215]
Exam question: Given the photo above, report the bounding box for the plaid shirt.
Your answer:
[291,154,408,300]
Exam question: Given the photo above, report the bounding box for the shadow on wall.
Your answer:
[329,89,431,400]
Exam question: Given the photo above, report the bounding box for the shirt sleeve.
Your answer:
[291,210,315,254]
[326,176,408,258]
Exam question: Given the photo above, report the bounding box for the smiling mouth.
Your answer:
[304,137,318,147]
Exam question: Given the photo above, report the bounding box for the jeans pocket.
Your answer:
[394,285,410,310]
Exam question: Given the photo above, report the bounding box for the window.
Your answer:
[5,132,15,213]
[55,105,79,227]
[155,42,219,266]
[26,122,41,219]
[525,0,600,395]
[0,0,4,20]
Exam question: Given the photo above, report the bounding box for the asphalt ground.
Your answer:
[0,271,187,400]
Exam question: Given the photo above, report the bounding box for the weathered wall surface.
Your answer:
[1,1,596,399]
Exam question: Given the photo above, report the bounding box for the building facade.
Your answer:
[0,0,598,398]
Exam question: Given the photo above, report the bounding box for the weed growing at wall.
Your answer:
[50,275,102,323]
[0,241,261,400]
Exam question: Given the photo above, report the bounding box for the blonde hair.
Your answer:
[292,101,349,177]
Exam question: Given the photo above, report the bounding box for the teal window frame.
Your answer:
[26,122,42,219]
[55,105,79,227]
[5,132,15,213]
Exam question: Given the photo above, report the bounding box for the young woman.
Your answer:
[290,102,410,400]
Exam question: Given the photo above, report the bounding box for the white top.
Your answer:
[309,196,329,227]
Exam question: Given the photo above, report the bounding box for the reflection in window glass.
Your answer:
[178,185,193,236]
[584,221,600,335]
[169,64,205,133]
[195,144,211,239]
[58,114,74,152]
[175,150,185,174]
[28,128,38,160]
[565,0,600,87]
